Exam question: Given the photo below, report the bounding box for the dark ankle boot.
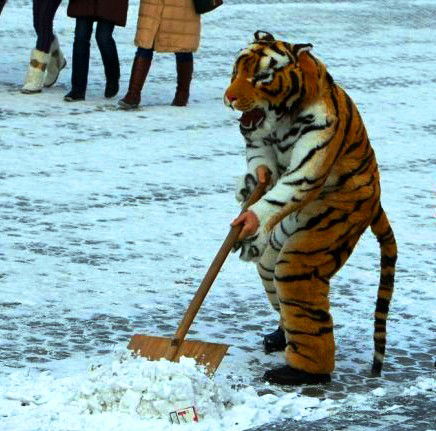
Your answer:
[105,80,119,98]
[64,90,85,102]
[263,327,286,353]
[263,365,331,386]
[103,62,120,99]
[118,56,152,109]
[99,35,120,99]
[171,59,193,107]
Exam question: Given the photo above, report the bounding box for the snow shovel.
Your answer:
[128,169,271,374]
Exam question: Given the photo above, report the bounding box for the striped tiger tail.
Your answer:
[370,204,397,376]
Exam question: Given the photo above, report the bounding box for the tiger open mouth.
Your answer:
[239,108,266,131]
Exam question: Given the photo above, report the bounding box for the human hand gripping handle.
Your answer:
[231,165,270,241]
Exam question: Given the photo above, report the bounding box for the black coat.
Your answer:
[67,0,128,27]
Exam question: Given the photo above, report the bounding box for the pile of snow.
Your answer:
[1,351,335,431]
[75,354,230,419]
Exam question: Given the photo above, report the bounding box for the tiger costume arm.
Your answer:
[235,143,278,203]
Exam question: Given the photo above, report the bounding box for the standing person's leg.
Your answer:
[65,18,93,101]
[118,48,153,110]
[22,0,51,93]
[171,52,193,107]
[32,0,40,35]
[34,0,62,53]
[95,20,120,98]
[40,0,66,88]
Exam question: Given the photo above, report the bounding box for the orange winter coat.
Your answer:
[134,0,201,52]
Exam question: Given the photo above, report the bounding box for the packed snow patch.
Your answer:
[402,376,435,397]
[1,351,335,431]
[372,387,387,397]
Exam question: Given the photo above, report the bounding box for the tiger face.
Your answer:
[224,31,318,135]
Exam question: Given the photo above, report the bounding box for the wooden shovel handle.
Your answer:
[166,167,271,360]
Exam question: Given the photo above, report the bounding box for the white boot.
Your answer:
[44,36,67,88]
[21,49,50,94]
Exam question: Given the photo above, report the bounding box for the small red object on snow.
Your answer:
[169,406,199,424]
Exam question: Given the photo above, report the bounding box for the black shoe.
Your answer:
[105,80,119,99]
[263,365,331,386]
[64,90,85,102]
[263,327,286,353]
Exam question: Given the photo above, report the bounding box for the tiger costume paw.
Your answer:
[233,227,269,262]
[264,327,286,353]
[235,173,258,203]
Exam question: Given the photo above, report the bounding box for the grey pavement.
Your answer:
[249,392,435,431]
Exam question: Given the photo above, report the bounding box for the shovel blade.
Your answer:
[128,334,229,375]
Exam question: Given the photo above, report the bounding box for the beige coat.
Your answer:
[135,0,201,53]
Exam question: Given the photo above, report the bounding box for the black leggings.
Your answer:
[0,0,7,17]
[71,18,119,92]
[33,0,62,52]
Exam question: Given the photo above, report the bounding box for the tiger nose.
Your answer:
[224,93,238,108]
[225,92,238,103]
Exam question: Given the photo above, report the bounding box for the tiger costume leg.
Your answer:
[259,196,379,384]
[258,247,281,314]
[257,239,287,353]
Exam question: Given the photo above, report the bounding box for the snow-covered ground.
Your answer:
[0,1,434,430]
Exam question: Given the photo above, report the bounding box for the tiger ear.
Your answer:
[254,30,275,42]
[293,43,313,57]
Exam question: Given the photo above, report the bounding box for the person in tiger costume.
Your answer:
[224,31,397,385]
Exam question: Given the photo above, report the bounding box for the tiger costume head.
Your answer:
[224,31,331,135]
